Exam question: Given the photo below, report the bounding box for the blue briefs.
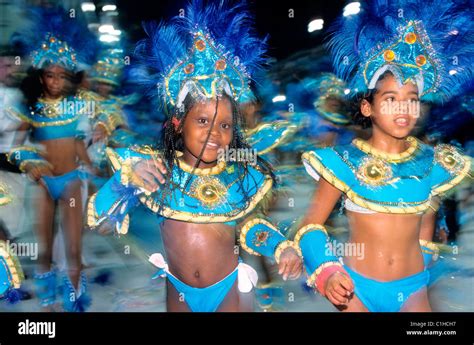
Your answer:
[344,265,430,312]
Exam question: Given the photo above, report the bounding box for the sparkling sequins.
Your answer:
[356,156,393,186]
[434,144,464,174]
[189,176,227,208]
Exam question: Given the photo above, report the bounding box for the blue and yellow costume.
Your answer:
[296,0,474,312]
[87,0,295,312]
[0,185,24,304]
[8,6,97,311]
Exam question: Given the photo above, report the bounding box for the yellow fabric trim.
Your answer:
[0,240,24,288]
[101,147,273,223]
[302,151,432,214]
[431,155,471,196]
[306,261,342,288]
[274,240,302,264]
[177,157,227,176]
[419,239,440,254]
[140,175,273,223]
[294,224,328,248]
[352,136,418,163]
[239,218,280,256]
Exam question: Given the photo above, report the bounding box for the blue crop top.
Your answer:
[8,95,89,141]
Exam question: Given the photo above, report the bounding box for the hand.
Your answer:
[129,158,168,192]
[277,247,303,281]
[325,271,354,306]
[25,163,53,181]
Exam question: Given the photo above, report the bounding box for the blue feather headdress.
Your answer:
[327,0,474,102]
[133,0,268,116]
[11,6,97,72]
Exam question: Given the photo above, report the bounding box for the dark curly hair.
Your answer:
[156,93,275,215]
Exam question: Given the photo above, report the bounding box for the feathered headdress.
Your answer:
[327,0,474,102]
[133,0,268,116]
[11,6,97,72]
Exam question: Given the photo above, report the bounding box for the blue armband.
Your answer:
[87,166,141,235]
[240,218,301,263]
[295,224,344,288]
[7,146,51,173]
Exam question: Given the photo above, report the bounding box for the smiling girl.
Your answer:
[295,0,473,312]
[87,0,302,312]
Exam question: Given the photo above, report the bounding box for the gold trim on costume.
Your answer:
[239,218,281,256]
[0,240,24,288]
[274,240,302,264]
[352,136,418,163]
[431,155,471,196]
[140,175,273,223]
[177,157,227,176]
[302,151,432,214]
[294,224,328,248]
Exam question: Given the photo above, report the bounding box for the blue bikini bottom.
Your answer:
[344,265,430,312]
[41,169,87,201]
[150,254,257,312]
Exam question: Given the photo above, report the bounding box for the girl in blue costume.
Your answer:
[7,7,97,311]
[87,0,302,312]
[293,0,473,312]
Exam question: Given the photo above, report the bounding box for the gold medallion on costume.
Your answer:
[434,144,465,174]
[356,156,393,186]
[252,230,269,247]
[189,176,227,208]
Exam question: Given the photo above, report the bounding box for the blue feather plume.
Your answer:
[326,0,474,102]
[11,6,97,70]
[133,0,268,113]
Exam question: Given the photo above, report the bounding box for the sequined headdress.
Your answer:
[90,48,124,86]
[327,0,474,101]
[11,6,97,72]
[133,0,268,116]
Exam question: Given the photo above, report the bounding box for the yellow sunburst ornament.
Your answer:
[190,176,227,208]
[357,156,394,186]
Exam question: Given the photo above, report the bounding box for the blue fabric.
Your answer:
[34,270,56,307]
[300,230,339,275]
[166,267,238,312]
[244,220,285,257]
[302,139,469,213]
[42,169,84,201]
[32,119,80,141]
[0,257,14,297]
[344,265,429,312]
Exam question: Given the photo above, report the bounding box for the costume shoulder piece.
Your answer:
[105,146,273,223]
[302,136,471,214]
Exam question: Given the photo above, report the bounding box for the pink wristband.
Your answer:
[315,264,348,296]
